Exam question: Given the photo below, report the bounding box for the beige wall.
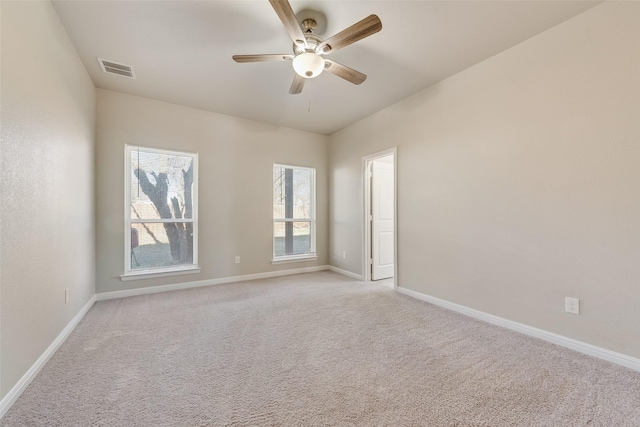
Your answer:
[329,2,640,358]
[96,90,329,294]
[0,1,96,398]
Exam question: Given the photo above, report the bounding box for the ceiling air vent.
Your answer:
[98,58,135,79]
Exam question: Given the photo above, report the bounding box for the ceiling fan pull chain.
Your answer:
[308,79,312,113]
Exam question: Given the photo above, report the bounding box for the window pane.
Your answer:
[130,222,194,270]
[130,149,194,220]
[273,166,311,220]
[274,222,311,257]
[293,168,311,218]
[273,165,285,219]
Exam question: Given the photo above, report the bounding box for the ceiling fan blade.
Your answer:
[289,74,306,95]
[233,54,293,63]
[316,15,382,54]
[269,0,307,49]
[324,60,367,85]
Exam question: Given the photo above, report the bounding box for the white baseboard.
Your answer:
[397,287,640,373]
[0,295,97,418]
[328,265,364,280]
[97,265,331,301]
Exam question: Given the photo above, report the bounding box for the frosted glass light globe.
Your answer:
[292,52,325,78]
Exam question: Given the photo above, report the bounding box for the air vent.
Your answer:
[98,58,135,79]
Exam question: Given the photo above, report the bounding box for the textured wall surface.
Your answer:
[329,2,640,358]
[95,90,329,294]
[0,1,96,398]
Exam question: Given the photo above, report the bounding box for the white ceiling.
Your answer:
[52,1,600,135]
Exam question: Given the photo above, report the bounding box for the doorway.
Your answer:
[363,148,397,288]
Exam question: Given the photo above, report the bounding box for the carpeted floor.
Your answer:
[3,271,640,426]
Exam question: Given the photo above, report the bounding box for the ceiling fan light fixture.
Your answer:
[292,52,325,78]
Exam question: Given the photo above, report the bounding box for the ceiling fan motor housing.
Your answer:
[292,29,323,55]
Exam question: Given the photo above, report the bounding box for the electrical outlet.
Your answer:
[342,251,347,260]
[565,297,580,315]
[65,289,70,304]
[235,256,240,264]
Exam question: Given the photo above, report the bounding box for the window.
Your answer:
[124,145,198,278]
[273,164,316,262]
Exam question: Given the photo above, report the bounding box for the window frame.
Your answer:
[122,144,199,280]
[272,163,317,264]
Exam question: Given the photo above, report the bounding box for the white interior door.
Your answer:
[372,159,394,280]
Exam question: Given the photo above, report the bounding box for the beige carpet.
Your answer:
[3,271,640,426]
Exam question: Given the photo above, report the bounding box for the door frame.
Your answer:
[362,147,398,289]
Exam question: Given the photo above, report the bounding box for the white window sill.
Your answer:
[271,255,318,265]
[120,266,201,281]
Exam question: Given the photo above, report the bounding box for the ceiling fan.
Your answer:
[232,0,382,94]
